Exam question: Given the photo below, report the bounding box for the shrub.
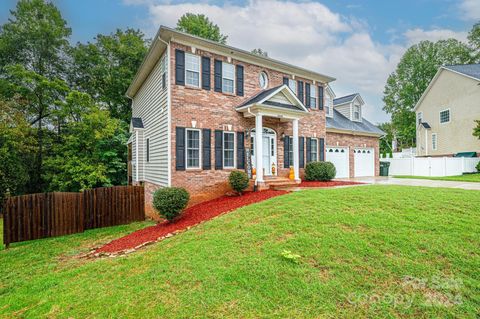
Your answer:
[305,161,336,181]
[476,161,480,172]
[152,187,189,221]
[228,171,249,194]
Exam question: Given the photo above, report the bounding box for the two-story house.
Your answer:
[415,64,480,157]
[126,26,383,216]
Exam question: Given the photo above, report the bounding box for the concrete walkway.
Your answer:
[342,176,480,191]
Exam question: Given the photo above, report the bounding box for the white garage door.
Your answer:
[326,147,349,178]
[354,148,375,177]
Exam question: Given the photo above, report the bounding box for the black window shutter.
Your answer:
[318,86,324,110]
[306,137,311,163]
[162,73,166,90]
[284,136,290,168]
[236,65,244,96]
[214,60,222,92]
[298,81,304,103]
[299,137,304,168]
[202,129,211,169]
[283,77,289,85]
[237,132,245,169]
[319,138,325,161]
[215,130,223,169]
[201,56,211,90]
[175,49,185,86]
[305,83,311,107]
[175,127,186,170]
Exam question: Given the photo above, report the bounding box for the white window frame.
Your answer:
[223,131,235,168]
[310,138,318,161]
[309,85,317,109]
[186,128,201,169]
[439,109,450,124]
[353,104,361,121]
[222,62,235,94]
[288,79,296,94]
[185,53,200,88]
[417,112,423,125]
[325,93,333,117]
[259,72,268,89]
[432,133,437,151]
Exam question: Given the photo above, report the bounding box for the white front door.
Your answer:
[354,148,375,177]
[251,128,277,176]
[326,146,349,178]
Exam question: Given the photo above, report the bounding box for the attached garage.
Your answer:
[354,148,375,177]
[326,146,349,178]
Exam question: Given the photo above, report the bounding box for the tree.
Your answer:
[69,29,149,123]
[383,39,473,148]
[473,120,480,139]
[0,99,34,206]
[377,122,394,155]
[251,48,268,57]
[468,22,480,61]
[0,0,71,193]
[44,91,126,192]
[176,13,227,44]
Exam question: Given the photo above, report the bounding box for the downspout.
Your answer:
[158,36,172,186]
[425,129,428,157]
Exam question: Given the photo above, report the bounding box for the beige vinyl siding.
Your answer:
[131,51,169,186]
[416,69,480,156]
[270,91,294,104]
[335,103,352,120]
[131,131,136,180]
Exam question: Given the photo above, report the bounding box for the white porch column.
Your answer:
[292,118,300,181]
[255,114,264,183]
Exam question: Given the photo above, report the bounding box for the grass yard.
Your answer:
[1,186,479,318]
[394,173,480,183]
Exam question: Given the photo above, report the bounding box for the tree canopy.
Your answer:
[176,13,227,44]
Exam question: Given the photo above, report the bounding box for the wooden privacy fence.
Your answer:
[2,186,144,248]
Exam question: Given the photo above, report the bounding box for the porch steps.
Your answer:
[263,177,300,190]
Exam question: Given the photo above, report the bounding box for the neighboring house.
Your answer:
[415,64,480,157]
[327,93,384,178]
[126,26,384,215]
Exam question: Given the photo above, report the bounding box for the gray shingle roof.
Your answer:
[333,93,359,105]
[444,64,480,81]
[131,117,144,129]
[237,85,283,108]
[327,110,384,135]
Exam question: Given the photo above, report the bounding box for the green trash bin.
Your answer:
[380,161,390,176]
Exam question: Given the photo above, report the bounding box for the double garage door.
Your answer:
[326,147,375,178]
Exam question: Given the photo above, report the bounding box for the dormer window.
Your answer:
[353,104,361,121]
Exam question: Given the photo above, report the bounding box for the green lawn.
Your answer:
[394,173,480,183]
[1,186,479,318]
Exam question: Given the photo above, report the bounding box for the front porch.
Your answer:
[236,85,310,187]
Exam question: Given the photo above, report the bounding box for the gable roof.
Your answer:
[236,85,309,114]
[414,64,480,111]
[444,64,480,81]
[126,26,335,98]
[333,93,364,106]
[326,109,384,136]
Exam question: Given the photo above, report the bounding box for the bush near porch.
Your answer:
[305,161,336,181]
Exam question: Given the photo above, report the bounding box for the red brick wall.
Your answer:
[168,42,326,204]
[326,132,380,177]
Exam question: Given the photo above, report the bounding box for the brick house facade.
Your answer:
[127,26,383,218]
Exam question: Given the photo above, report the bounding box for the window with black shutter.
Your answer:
[306,137,311,163]
[202,129,211,169]
[298,81,304,103]
[175,127,186,170]
[214,60,222,92]
[215,130,223,169]
[175,49,185,85]
[318,86,324,110]
[283,136,290,168]
[201,56,211,90]
[305,83,311,107]
[236,65,244,96]
[319,138,325,161]
[299,137,304,168]
[237,132,245,169]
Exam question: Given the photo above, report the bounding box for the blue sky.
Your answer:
[1,0,478,122]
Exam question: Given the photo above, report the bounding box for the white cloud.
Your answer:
[459,0,480,21]
[124,0,470,123]
[404,28,468,45]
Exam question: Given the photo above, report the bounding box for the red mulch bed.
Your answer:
[298,180,364,187]
[95,190,288,254]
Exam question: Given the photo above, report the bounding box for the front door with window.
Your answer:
[251,128,277,176]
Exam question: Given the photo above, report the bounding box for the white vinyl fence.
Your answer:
[382,157,479,177]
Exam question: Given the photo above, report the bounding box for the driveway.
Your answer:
[345,176,480,191]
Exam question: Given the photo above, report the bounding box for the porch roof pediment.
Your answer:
[236,85,309,118]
